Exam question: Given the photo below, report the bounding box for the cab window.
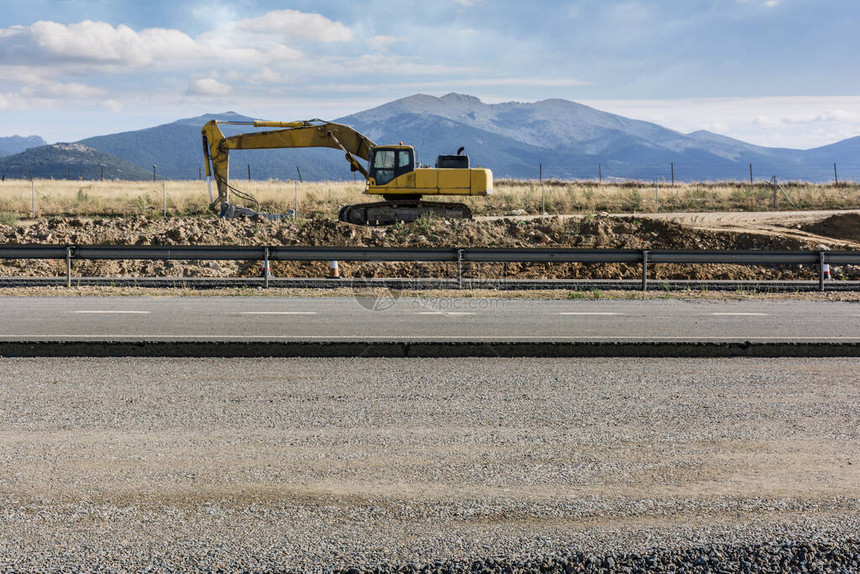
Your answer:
[398,150,413,172]
[371,150,396,185]
[370,148,414,185]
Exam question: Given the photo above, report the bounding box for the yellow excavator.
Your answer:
[202,119,493,225]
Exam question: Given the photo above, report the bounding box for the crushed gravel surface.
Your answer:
[0,357,858,572]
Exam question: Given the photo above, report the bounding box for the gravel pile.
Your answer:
[0,357,857,572]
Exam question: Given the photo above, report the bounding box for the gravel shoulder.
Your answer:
[0,357,857,571]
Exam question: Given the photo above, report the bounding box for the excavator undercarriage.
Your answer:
[337,200,472,226]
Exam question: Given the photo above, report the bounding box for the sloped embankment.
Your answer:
[0,215,852,280]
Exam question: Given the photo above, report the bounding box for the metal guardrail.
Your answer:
[1,245,858,292]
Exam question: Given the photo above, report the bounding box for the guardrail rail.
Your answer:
[1,245,858,292]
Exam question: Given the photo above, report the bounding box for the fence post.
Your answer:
[818,251,826,292]
[641,250,649,292]
[264,247,270,289]
[457,249,464,289]
[66,246,72,288]
[655,179,659,211]
[772,176,778,210]
[540,163,545,215]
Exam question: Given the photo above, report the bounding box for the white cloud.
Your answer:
[0,77,106,109]
[368,35,402,51]
[102,99,124,112]
[28,20,202,65]
[44,82,107,99]
[186,77,232,96]
[476,78,592,88]
[235,9,353,43]
[250,68,283,84]
[754,109,858,126]
[0,66,50,84]
[580,96,860,148]
[736,0,782,7]
[267,45,304,61]
[0,9,350,73]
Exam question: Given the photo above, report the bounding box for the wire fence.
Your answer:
[3,160,860,185]
[533,161,860,186]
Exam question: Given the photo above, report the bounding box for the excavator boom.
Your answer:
[202,119,375,216]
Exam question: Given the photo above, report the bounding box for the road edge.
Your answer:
[1,340,858,358]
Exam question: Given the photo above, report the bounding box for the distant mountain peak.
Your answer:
[440,93,483,104]
[53,142,96,153]
[0,134,47,157]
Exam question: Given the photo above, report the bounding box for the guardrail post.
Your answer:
[641,250,649,292]
[457,249,464,289]
[818,251,825,292]
[65,246,72,288]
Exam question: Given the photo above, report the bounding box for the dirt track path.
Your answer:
[479,209,860,249]
[639,209,860,248]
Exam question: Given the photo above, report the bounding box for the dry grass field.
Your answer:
[0,178,857,222]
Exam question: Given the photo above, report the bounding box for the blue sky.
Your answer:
[1,0,858,148]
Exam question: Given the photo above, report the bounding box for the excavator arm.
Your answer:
[201,119,376,217]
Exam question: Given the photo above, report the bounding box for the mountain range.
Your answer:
[1,93,857,182]
[0,135,46,157]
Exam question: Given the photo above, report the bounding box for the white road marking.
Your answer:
[711,313,768,316]
[239,311,317,315]
[558,312,623,315]
[416,312,476,316]
[74,311,150,315]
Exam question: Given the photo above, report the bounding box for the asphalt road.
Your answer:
[0,295,857,342]
[1,356,858,570]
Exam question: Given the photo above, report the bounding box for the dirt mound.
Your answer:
[801,213,860,242]
[0,214,849,281]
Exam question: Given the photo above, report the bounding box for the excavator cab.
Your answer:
[368,146,415,185]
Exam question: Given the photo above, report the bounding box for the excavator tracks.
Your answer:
[338,201,472,226]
